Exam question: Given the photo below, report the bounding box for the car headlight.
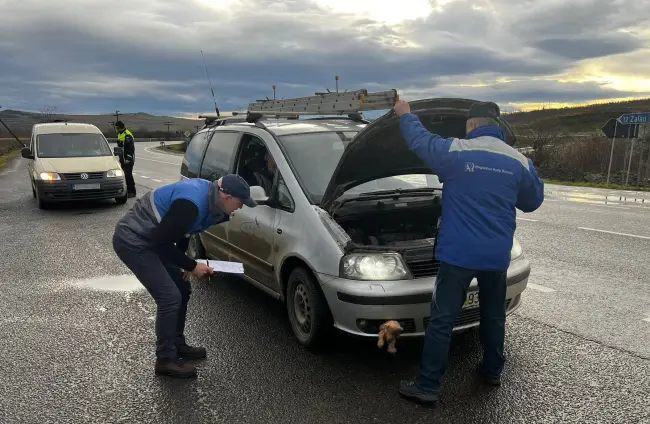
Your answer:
[107,169,124,178]
[341,253,410,281]
[39,172,61,181]
[511,237,523,260]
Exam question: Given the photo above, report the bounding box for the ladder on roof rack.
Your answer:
[247,89,399,116]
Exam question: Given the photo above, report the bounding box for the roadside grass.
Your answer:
[0,149,20,170]
[155,143,186,154]
[543,178,650,192]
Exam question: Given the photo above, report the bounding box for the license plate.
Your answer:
[73,183,101,190]
[464,291,480,308]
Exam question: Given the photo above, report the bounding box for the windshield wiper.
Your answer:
[357,187,439,197]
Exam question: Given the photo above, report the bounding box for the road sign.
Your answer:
[184,131,190,137]
[617,113,650,125]
[601,119,640,139]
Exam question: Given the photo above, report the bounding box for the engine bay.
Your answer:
[334,195,442,249]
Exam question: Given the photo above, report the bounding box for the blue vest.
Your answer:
[151,178,229,234]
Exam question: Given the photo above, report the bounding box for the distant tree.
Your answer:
[521,117,568,167]
[39,106,62,123]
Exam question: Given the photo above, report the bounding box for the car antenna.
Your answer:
[201,49,220,119]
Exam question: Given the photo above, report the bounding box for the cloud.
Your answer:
[0,0,649,116]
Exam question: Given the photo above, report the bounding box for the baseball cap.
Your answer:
[219,174,257,207]
[468,101,500,119]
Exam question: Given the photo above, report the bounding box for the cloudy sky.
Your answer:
[1,0,649,118]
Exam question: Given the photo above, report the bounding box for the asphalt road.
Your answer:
[1,142,649,424]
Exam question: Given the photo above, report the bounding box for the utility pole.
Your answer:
[273,85,276,100]
[114,110,120,122]
[335,76,339,93]
[163,121,173,140]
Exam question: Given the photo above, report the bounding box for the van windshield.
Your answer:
[36,133,112,158]
[277,131,441,204]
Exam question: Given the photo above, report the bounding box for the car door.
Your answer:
[226,133,280,293]
[196,129,241,261]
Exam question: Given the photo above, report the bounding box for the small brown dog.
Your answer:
[377,320,404,354]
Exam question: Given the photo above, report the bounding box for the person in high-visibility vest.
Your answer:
[115,121,136,197]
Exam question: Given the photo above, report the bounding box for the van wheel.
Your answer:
[35,188,47,209]
[115,194,128,205]
[286,267,332,349]
[187,234,205,260]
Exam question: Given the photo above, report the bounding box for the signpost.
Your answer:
[605,112,650,185]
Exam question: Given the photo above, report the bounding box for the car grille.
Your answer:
[357,318,417,334]
[423,299,512,329]
[61,172,105,180]
[405,259,441,278]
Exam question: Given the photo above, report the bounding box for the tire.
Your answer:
[115,194,128,205]
[186,234,205,260]
[286,266,333,350]
[35,187,47,209]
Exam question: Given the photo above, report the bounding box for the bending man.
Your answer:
[112,175,257,378]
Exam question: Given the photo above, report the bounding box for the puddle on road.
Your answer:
[69,274,145,292]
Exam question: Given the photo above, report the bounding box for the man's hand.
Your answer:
[191,262,215,279]
[393,100,411,117]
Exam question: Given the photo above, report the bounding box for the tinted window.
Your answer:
[200,131,240,180]
[36,133,112,158]
[181,131,210,178]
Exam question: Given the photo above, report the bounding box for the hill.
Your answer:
[0,109,203,138]
[503,98,650,134]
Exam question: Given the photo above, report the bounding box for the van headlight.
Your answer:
[341,253,410,281]
[38,172,61,181]
[511,237,523,260]
[106,169,124,178]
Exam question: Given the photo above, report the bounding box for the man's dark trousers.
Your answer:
[121,160,136,195]
[112,233,191,359]
[415,262,508,393]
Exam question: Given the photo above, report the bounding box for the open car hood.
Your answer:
[319,98,517,212]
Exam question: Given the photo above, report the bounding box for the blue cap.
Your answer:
[219,174,257,207]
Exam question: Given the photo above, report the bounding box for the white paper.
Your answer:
[196,259,244,274]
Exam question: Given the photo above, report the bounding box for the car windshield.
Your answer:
[36,133,112,158]
[277,131,441,204]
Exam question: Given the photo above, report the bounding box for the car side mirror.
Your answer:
[249,185,270,206]
[113,147,123,156]
[21,147,34,159]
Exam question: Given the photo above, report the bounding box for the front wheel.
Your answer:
[186,234,205,260]
[286,267,333,350]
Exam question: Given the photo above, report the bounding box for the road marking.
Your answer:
[643,317,650,323]
[139,175,150,179]
[152,179,163,182]
[517,217,538,222]
[527,283,556,293]
[578,227,650,240]
[136,157,180,166]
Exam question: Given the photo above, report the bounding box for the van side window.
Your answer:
[200,131,239,180]
[181,131,210,178]
[276,173,294,211]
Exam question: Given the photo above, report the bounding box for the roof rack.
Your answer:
[246,89,398,119]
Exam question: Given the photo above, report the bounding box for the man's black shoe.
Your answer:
[398,379,439,405]
[177,344,207,360]
[475,363,501,386]
[155,358,197,378]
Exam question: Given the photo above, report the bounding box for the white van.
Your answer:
[20,122,128,209]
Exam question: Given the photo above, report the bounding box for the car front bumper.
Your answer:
[34,176,127,202]
[318,256,530,337]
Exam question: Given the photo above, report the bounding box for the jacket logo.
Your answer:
[80,173,89,179]
[464,162,475,172]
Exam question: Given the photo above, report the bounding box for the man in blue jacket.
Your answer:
[393,100,544,404]
[112,174,257,378]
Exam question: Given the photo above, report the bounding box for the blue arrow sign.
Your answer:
[617,112,650,124]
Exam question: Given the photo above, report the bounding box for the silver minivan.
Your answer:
[180,98,531,349]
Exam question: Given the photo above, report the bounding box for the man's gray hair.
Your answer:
[468,117,499,128]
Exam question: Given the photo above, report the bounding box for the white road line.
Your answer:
[139,175,150,179]
[642,317,650,323]
[136,157,180,166]
[517,217,538,222]
[578,227,650,240]
[527,283,556,293]
[152,179,163,182]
